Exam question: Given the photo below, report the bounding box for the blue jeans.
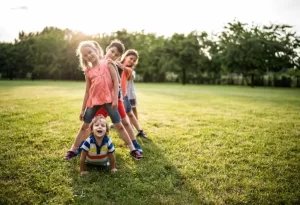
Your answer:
[83,103,121,123]
[123,95,132,113]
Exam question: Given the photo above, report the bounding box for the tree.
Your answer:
[219,20,300,87]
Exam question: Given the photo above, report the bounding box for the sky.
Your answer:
[0,0,300,42]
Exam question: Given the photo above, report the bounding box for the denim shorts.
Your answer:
[83,103,121,123]
[129,99,137,108]
[95,98,127,119]
[123,95,132,113]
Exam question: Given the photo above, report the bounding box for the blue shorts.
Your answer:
[123,95,132,113]
[83,103,121,123]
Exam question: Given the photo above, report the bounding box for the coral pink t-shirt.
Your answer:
[85,60,115,108]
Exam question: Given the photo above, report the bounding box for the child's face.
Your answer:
[81,46,98,64]
[106,46,122,61]
[92,119,107,138]
[124,55,137,67]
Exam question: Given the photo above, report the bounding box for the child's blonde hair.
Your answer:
[76,40,104,72]
[89,115,109,136]
[120,49,139,67]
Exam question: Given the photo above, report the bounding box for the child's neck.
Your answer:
[91,62,100,67]
[94,136,104,146]
[91,59,100,67]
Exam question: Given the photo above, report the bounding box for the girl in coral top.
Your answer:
[64,41,143,160]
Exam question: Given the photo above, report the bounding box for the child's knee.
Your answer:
[127,112,134,118]
[121,119,130,127]
[114,123,124,131]
[80,123,89,131]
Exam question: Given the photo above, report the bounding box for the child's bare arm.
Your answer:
[80,76,91,121]
[125,67,133,80]
[108,152,117,172]
[108,63,119,108]
[124,66,133,77]
[107,59,121,83]
[80,151,88,175]
[116,62,132,75]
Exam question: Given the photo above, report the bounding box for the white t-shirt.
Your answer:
[127,70,136,100]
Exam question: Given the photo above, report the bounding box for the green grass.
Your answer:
[0,80,300,205]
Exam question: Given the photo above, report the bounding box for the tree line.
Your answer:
[0,20,299,87]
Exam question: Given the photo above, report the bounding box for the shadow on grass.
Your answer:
[67,134,206,205]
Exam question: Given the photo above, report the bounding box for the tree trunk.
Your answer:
[182,67,186,85]
[273,73,276,87]
[9,67,13,80]
[242,73,250,86]
[31,73,35,81]
[241,75,245,85]
[251,74,254,87]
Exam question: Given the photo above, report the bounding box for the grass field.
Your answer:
[0,80,300,205]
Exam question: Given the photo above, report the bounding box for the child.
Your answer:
[118,49,148,139]
[64,41,143,160]
[127,70,138,119]
[80,115,117,175]
[95,40,143,152]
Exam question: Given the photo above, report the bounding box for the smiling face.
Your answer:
[106,46,122,61]
[91,118,108,138]
[123,54,137,67]
[81,46,99,65]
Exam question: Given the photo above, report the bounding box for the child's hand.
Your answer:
[116,61,125,70]
[79,111,84,121]
[107,59,114,64]
[112,100,118,109]
[111,168,117,173]
[80,171,89,175]
[107,59,116,67]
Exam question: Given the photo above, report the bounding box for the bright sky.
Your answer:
[0,0,300,42]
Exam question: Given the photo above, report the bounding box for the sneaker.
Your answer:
[130,150,144,160]
[132,140,143,153]
[63,151,77,160]
[136,130,148,139]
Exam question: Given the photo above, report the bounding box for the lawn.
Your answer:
[0,80,300,205]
